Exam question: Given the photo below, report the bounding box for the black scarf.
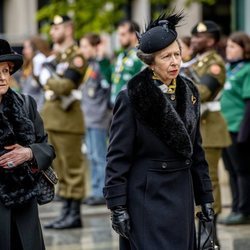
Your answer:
[0,88,35,153]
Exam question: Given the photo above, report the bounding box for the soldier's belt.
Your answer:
[201,101,221,115]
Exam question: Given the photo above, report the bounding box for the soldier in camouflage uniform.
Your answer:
[41,15,87,230]
[185,21,231,248]
[110,20,144,106]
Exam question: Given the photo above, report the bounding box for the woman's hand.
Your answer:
[111,206,130,239]
[0,144,33,169]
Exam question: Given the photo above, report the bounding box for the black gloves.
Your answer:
[201,203,214,222]
[111,206,130,239]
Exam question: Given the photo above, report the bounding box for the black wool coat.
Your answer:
[104,68,214,250]
[0,91,55,250]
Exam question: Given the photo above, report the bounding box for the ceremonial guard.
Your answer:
[185,20,231,247]
[41,15,87,229]
[110,21,144,106]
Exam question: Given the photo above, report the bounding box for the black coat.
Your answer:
[104,68,214,250]
[0,91,55,250]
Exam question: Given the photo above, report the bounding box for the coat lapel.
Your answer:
[127,68,199,158]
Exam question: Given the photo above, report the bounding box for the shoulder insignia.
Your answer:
[73,56,84,68]
[198,61,203,67]
[62,53,67,60]
[210,64,222,75]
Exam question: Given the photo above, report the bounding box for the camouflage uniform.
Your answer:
[110,48,144,105]
[186,49,231,214]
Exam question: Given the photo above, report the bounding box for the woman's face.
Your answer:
[179,39,192,62]
[22,40,34,60]
[151,41,181,84]
[79,38,96,60]
[0,62,11,100]
[226,39,244,62]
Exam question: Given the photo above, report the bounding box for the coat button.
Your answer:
[162,163,168,169]
[185,159,191,165]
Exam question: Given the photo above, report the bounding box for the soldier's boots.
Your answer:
[52,199,83,229]
[44,198,72,229]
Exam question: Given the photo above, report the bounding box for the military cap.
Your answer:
[51,15,71,25]
[0,39,23,74]
[191,20,221,41]
[137,12,184,54]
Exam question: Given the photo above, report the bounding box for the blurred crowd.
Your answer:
[9,14,250,242]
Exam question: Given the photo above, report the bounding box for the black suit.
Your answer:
[104,68,214,250]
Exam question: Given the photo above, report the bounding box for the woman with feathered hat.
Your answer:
[0,39,55,250]
[103,12,214,249]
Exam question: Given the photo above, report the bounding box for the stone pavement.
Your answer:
[39,182,250,250]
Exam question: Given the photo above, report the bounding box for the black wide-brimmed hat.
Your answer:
[137,11,184,54]
[0,39,23,74]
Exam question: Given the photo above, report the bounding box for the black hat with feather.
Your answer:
[138,11,184,54]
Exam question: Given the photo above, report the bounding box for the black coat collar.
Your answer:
[0,88,35,151]
[127,67,200,158]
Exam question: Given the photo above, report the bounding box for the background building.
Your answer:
[0,0,249,46]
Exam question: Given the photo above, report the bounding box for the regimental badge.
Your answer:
[197,22,207,32]
[192,95,197,104]
[53,15,63,25]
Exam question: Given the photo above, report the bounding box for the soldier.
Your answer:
[41,15,87,229]
[110,20,144,106]
[186,21,231,248]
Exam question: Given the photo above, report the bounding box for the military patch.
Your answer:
[73,56,84,68]
[210,64,221,75]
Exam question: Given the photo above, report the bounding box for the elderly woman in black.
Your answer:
[0,39,55,250]
[103,13,214,250]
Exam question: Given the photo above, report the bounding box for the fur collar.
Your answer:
[127,67,200,158]
[0,88,35,150]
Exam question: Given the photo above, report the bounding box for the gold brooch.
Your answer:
[192,95,197,104]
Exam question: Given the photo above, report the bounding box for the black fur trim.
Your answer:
[127,68,200,158]
[0,88,35,150]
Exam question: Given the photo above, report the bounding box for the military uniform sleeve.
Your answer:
[103,91,137,209]
[191,119,214,205]
[196,62,225,102]
[132,58,144,75]
[46,55,86,96]
[28,97,56,170]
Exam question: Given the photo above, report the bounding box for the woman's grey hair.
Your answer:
[137,50,156,65]
[137,40,182,65]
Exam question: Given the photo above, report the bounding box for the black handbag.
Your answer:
[196,212,218,250]
[0,165,58,207]
[36,166,58,205]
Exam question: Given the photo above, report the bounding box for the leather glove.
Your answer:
[111,206,130,239]
[201,203,214,222]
